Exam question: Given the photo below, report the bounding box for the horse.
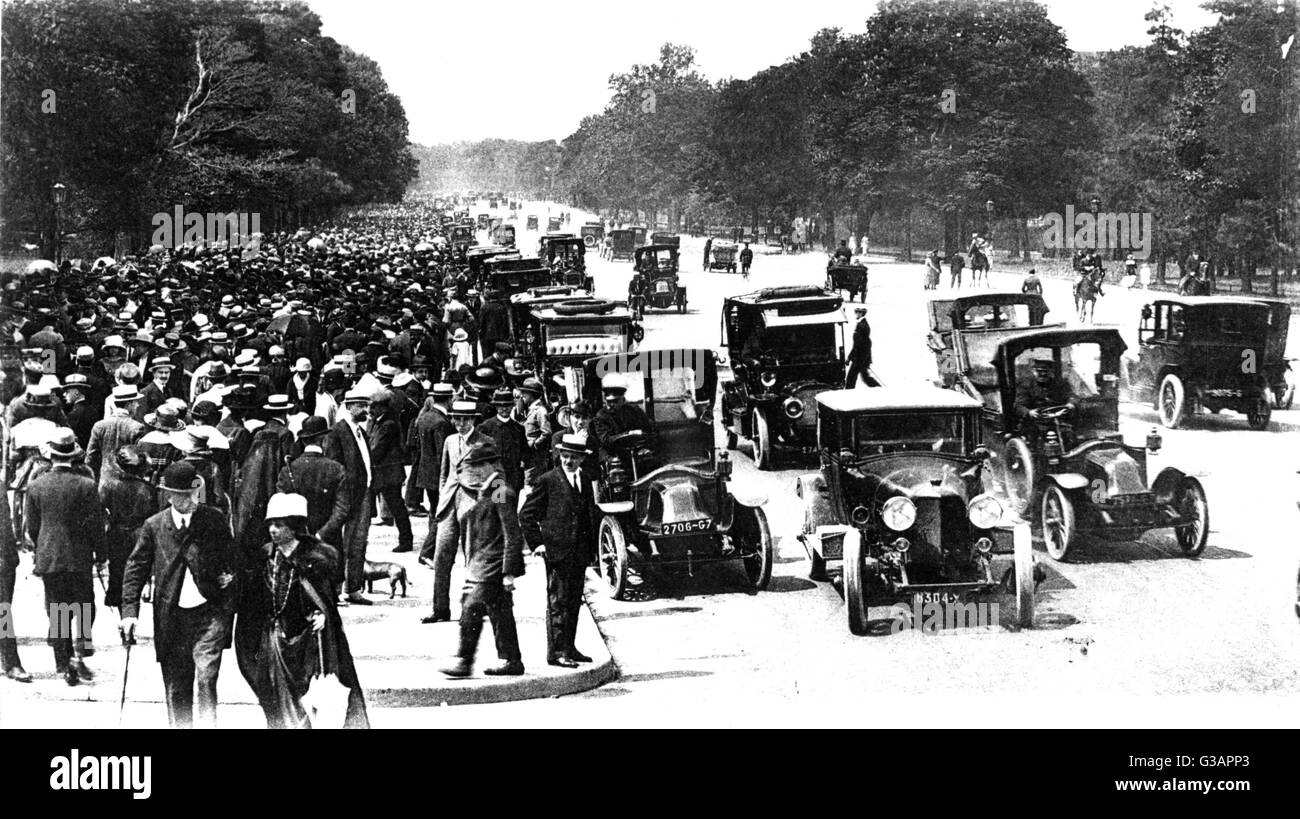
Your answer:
[969,247,991,287]
[1074,268,1104,323]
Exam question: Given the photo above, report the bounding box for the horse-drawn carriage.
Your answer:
[825,263,868,302]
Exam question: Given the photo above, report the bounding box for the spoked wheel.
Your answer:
[597,515,630,599]
[1002,437,1035,515]
[842,528,870,636]
[752,409,774,471]
[1158,373,1186,428]
[1040,484,1077,562]
[736,506,774,590]
[1174,477,1209,557]
[1012,522,1035,628]
[1246,396,1272,430]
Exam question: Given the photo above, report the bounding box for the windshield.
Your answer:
[744,324,839,363]
[852,412,969,456]
[1011,342,1109,398]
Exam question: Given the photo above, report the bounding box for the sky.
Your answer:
[306,0,1225,146]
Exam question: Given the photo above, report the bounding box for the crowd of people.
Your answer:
[0,202,637,727]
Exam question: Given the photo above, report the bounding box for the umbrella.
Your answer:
[93,256,117,269]
[25,259,57,275]
[306,237,327,252]
[147,244,166,254]
[414,242,434,253]
[267,313,308,336]
[300,632,350,729]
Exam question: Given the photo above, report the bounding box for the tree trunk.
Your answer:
[902,208,914,263]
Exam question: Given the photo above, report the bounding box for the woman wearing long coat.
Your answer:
[235,493,368,729]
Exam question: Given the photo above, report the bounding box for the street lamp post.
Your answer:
[984,199,995,246]
[52,182,67,264]
[1090,195,1102,262]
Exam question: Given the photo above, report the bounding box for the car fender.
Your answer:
[597,500,634,514]
[1150,466,1189,502]
[797,473,840,532]
[1047,473,1089,491]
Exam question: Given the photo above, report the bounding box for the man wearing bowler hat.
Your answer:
[120,460,239,728]
[277,417,353,553]
[477,388,526,492]
[519,433,598,667]
[25,428,105,686]
[438,443,526,678]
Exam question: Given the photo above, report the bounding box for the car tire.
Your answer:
[1158,373,1186,429]
[752,409,774,471]
[597,515,630,600]
[1174,477,1209,557]
[1040,484,1077,562]
[1013,522,1035,628]
[843,528,870,636]
[1002,437,1035,516]
[738,506,774,591]
[1246,396,1272,430]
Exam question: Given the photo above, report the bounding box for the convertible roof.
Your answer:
[1149,295,1274,309]
[817,386,981,413]
[635,244,678,253]
[949,291,1048,310]
[992,326,1128,366]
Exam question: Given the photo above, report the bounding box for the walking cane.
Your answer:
[118,630,135,728]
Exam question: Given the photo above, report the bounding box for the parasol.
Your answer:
[267,313,308,336]
[25,259,57,275]
[300,632,350,729]
[414,242,434,253]
[147,244,166,254]
[306,237,327,252]
[93,256,117,269]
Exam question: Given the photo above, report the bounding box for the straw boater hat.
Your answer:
[112,384,142,404]
[263,394,294,413]
[430,383,455,400]
[555,433,590,457]
[448,400,479,418]
[42,428,82,461]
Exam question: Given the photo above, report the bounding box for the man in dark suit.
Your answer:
[120,460,238,727]
[26,428,106,686]
[367,388,412,552]
[519,434,597,667]
[323,387,373,605]
[412,384,454,566]
[844,307,873,388]
[475,297,510,360]
[276,417,353,550]
[438,443,526,678]
[477,388,526,492]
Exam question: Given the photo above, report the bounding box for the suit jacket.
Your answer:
[277,451,352,545]
[437,428,490,502]
[121,505,240,661]
[323,419,371,512]
[478,414,526,491]
[453,474,525,583]
[410,401,452,489]
[518,466,596,564]
[366,412,406,489]
[25,466,107,575]
[287,372,318,415]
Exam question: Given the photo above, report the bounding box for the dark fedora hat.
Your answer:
[298,415,330,441]
[159,460,201,493]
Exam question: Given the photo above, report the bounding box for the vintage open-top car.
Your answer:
[721,286,860,470]
[579,349,773,599]
[491,222,516,247]
[708,240,738,273]
[515,297,642,389]
[479,256,553,301]
[602,228,638,262]
[633,244,686,313]
[796,386,1037,634]
[540,234,594,291]
[947,324,1209,561]
[928,292,1050,388]
[1125,295,1285,429]
[825,262,868,302]
[448,223,475,253]
[580,222,605,249]
[464,245,519,279]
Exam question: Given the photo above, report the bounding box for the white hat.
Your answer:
[264,492,308,521]
[292,357,312,373]
[600,373,626,393]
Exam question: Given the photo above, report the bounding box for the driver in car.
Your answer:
[1014,358,1075,430]
[591,373,655,461]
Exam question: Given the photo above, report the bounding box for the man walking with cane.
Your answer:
[120,461,239,728]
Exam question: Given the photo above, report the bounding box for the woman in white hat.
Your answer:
[235,492,369,729]
[448,327,474,373]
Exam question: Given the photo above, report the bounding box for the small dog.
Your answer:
[364,560,409,599]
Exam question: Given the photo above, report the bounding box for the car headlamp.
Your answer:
[881,496,916,532]
[967,494,1003,529]
[783,397,804,419]
[760,371,777,388]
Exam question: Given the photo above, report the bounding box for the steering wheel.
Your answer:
[608,430,647,450]
[1036,404,1072,421]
